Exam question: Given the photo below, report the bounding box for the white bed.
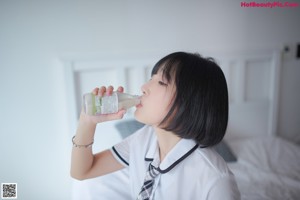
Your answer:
[226,136,300,200]
[64,50,300,200]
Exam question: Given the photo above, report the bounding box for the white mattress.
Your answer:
[71,169,131,200]
[227,136,300,200]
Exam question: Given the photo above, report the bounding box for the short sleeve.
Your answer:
[111,134,133,167]
[111,125,149,167]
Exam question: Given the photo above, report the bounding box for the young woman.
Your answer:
[71,52,241,200]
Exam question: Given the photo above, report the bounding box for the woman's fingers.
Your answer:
[117,86,124,93]
[100,86,107,96]
[87,109,126,124]
[101,109,126,121]
[92,87,99,95]
[106,85,114,95]
[92,85,123,97]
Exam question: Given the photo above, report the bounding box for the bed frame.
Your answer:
[63,50,282,149]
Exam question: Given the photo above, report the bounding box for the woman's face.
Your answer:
[134,70,176,127]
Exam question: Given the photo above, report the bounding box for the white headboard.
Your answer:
[63,50,281,149]
[213,51,282,138]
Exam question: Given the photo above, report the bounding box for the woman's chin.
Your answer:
[134,111,146,125]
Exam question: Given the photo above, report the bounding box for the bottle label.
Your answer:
[94,95,102,114]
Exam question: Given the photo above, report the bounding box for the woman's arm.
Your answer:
[70,86,126,180]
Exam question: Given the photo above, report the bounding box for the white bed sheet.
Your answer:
[227,136,300,200]
[71,168,131,200]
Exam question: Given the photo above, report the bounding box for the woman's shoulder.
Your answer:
[193,147,232,175]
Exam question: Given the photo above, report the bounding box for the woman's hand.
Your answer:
[79,85,126,125]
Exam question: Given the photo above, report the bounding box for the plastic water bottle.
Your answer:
[83,92,140,115]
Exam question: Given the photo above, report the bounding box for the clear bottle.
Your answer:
[83,92,140,115]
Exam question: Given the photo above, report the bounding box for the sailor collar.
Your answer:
[145,135,199,174]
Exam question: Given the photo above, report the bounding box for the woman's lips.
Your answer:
[136,103,142,108]
[136,97,143,108]
[136,100,142,108]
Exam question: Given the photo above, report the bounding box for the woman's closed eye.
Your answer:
[158,81,168,86]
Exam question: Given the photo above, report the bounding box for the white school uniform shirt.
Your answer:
[111,125,241,200]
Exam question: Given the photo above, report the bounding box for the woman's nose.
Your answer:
[141,82,149,96]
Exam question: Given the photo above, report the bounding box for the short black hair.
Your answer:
[151,52,228,147]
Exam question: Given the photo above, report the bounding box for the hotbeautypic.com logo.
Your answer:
[241,1,299,8]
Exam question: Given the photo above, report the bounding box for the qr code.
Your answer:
[1,183,17,199]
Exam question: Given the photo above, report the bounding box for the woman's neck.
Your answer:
[153,127,181,161]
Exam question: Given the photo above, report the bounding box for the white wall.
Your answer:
[0,1,299,199]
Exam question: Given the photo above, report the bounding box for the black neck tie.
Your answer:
[137,163,160,200]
